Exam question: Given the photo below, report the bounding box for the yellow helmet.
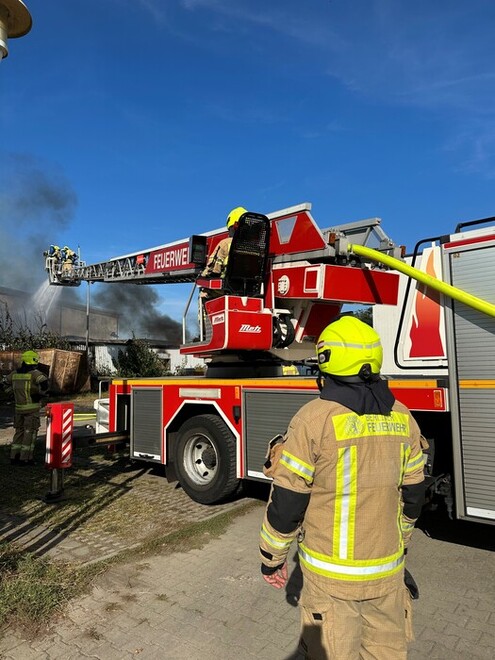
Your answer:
[21,350,40,365]
[226,206,247,229]
[316,316,382,378]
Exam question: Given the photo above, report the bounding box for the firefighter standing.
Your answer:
[6,350,49,466]
[259,316,426,659]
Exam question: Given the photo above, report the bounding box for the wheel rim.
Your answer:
[182,433,218,486]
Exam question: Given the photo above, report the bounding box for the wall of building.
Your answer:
[167,348,206,374]
[0,287,119,340]
[69,342,206,377]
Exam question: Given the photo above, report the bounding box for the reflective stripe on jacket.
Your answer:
[259,398,425,603]
[8,370,48,412]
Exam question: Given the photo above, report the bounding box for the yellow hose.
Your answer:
[348,243,495,318]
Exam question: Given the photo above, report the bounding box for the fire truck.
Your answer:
[44,203,495,525]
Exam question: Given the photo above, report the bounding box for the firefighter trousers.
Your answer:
[299,585,412,660]
[11,410,41,462]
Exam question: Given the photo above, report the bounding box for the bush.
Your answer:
[0,303,71,352]
[115,337,167,377]
[354,306,373,326]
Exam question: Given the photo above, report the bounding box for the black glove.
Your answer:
[404,568,419,600]
[261,562,284,576]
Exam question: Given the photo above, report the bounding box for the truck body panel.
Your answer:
[374,224,495,523]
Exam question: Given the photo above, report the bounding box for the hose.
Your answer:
[347,243,495,318]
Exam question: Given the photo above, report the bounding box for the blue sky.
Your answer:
[2,0,495,329]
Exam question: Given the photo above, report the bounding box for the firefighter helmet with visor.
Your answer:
[316,316,383,378]
[226,206,247,229]
[21,350,40,366]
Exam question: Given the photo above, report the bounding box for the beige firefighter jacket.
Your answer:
[7,368,49,412]
[259,397,425,605]
[201,237,232,278]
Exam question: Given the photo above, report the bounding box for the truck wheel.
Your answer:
[174,414,239,505]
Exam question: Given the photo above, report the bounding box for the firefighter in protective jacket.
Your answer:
[6,350,49,465]
[259,316,426,659]
[198,206,247,327]
[201,206,247,278]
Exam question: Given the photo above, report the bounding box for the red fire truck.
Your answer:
[45,204,495,525]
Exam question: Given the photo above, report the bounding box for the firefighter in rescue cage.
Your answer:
[259,316,426,659]
[198,206,247,327]
[61,245,78,276]
[5,350,49,466]
[48,244,61,262]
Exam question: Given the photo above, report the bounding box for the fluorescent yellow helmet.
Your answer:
[316,316,382,378]
[226,206,247,229]
[22,350,40,365]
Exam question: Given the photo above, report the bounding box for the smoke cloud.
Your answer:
[0,152,184,343]
[92,284,183,343]
[0,153,77,293]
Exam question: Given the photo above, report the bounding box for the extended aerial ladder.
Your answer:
[45,203,403,370]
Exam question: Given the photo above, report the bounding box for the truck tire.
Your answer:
[174,414,239,505]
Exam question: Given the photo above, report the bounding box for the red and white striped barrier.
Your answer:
[45,402,74,469]
[44,403,74,502]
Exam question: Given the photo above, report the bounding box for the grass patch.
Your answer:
[0,501,260,637]
[110,499,260,563]
[0,442,144,534]
[0,439,265,545]
[0,543,90,635]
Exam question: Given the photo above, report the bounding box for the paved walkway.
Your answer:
[0,435,251,565]
[1,409,494,659]
[1,503,494,659]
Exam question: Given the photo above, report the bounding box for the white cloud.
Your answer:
[444,120,495,179]
[169,1,495,174]
[133,0,169,24]
[180,0,339,48]
[178,1,495,113]
[319,1,495,173]
[321,1,495,113]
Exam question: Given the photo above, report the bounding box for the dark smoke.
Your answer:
[92,284,183,343]
[0,153,77,292]
[1,152,185,343]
